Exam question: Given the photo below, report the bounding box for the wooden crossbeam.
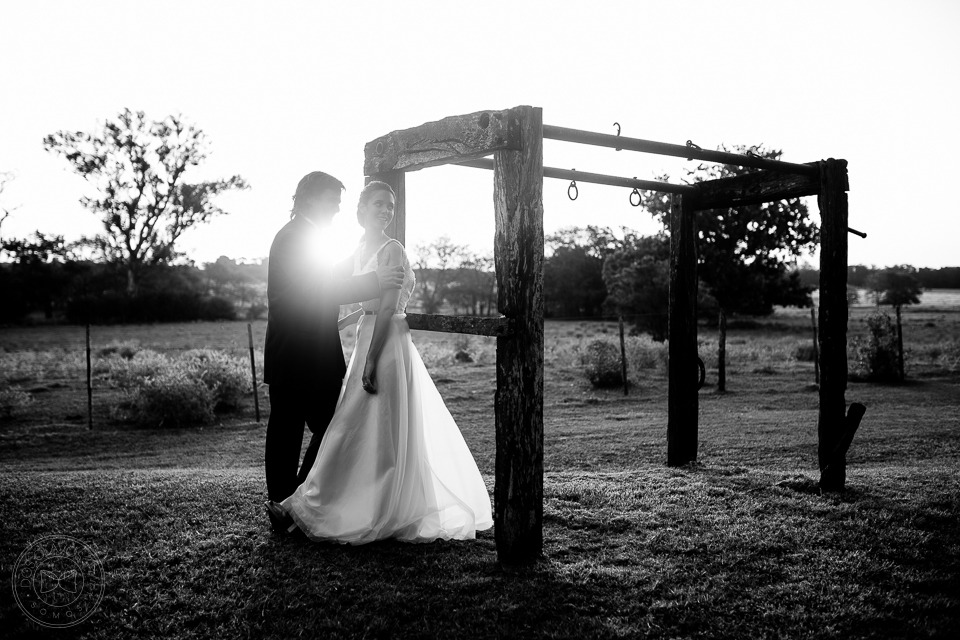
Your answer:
[364,108,521,175]
[544,125,820,177]
[694,168,820,210]
[405,313,513,337]
[456,158,694,195]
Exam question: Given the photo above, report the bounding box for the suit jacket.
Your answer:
[263,216,380,388]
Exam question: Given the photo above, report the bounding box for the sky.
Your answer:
[1,0,958,269]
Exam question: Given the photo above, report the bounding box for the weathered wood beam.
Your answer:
[364,108,521,175]
[817,158,850,492]
[667,191,699,467]
[405,313,513,337]
[694,167,820,210]
[493,105,544,566]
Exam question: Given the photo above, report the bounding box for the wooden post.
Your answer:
[378,171,406,246]
[493,105,544,566]
[247,323,260,423]
[896,305,905,381]
[817,159,849,491]
[86,324,93,430]
[618,315,628,396]
[667,192,699,466]
[717,308,727,393]
[811,306,820,385]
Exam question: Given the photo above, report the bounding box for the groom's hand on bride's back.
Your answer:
[375,264,404,291]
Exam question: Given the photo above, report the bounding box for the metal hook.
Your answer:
[630,177,641,207]
[686,139,701,161]
[568,169,578,200]
[614,122,621,151]
[746,147,762,158]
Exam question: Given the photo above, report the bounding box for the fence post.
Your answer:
[618,315,628,396]
[86,324,93,430]
[247,323,260,423]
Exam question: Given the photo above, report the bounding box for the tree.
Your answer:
[602,233,671,340]
[44,109,248,296]
[412,236,467,314]
[445,251,496,316]
[0,171,18,234]
[543,226,618,318]
[865,268,923,380]
[0,232,71,320]
[642,145,818,391]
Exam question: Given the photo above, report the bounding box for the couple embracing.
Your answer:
[262,171,492,544]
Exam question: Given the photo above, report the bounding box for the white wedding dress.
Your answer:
[281,238,493,544]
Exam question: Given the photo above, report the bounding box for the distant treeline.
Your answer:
[797,265,960,289]
[0,254,268,325]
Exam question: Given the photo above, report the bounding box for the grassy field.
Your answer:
[1,303,959,638]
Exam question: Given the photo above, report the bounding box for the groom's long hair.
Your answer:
[290,171,345,219]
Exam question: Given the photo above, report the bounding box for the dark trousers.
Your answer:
[264,381,340,502]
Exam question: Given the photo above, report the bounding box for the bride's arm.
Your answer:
[361,242,403,393]
[337,308,362,331]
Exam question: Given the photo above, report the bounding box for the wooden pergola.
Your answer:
[363,105,858,566]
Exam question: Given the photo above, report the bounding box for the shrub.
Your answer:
[853,310,900,382]
[103,350,169,388]
[582,339,625,388]
[246,302,267,320]
[201,296,236,321]
[625,335,667,371]
[794,343,817,362]
[0,387,34,419]
[106,348,251,424]
[131,369,215,427]
[97,340,141,360]
[180,349,251,411]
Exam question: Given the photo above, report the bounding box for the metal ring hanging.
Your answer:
[614,122,621,151]
[568,180,579,200]
[630,188,641,207]
[685,139,702,161]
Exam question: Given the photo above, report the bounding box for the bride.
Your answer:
[279,181,493,544]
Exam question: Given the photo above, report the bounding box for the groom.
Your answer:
[262,171,402,532]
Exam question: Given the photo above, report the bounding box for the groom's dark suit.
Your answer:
[263,215,380,502]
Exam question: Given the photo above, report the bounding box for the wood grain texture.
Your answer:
[694,168,820,210]
[405,313,513,337]
[364,109,521,175]
[493,106,544,566]
[816,158,850,491]
[667,193,699,467]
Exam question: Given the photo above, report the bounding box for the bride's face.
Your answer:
[360,190,395,232]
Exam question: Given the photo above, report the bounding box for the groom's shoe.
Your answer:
[264,500,294,535]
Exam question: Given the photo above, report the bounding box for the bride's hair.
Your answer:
[356,181,396,225]
[290,171,345,219]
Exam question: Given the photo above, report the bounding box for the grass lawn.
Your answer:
[1,310,959,638]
